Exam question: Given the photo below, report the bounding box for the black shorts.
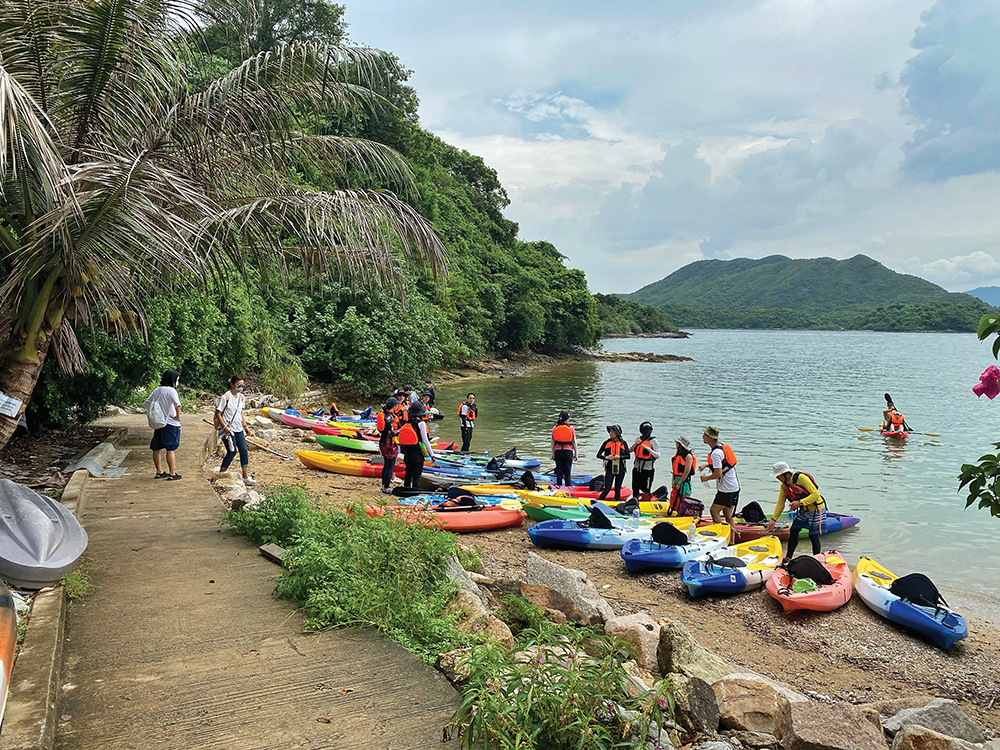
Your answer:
[712,490,740,508]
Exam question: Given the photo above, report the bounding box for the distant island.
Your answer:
[966,286,1000,307]
[623,254,994,332]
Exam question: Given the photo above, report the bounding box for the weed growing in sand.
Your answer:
[60,565,96,602]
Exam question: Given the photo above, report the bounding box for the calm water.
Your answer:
[432,330,1000,599]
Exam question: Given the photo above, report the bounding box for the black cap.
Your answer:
[639,421,653,436]
[385,397,399,407]
[403,385,413,392]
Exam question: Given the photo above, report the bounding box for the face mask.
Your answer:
[235,386,244,393]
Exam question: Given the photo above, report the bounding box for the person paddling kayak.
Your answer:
[767,462,825,562]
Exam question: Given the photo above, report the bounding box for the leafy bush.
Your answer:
[959,313,1000,518]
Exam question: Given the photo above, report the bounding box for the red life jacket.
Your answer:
[398,421,420,446]
[707,443,737,474]
[552,424,575,445]
[635,439,656,461]
[784,471,823,507]
[672,454,696,477]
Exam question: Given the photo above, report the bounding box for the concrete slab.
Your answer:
[53,415,460,750]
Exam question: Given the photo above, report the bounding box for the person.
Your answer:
[458,393,477,452]
[767,462,825,561]
[421,390,440,415]
[423,380,436,408]
[630,421,661,498]
[596,424,631,503]
[671,436,696,505]
[397,402,436,489]
[550,412,578,486]
[215,375,255,484]
[145,370,183,480]
[377,397,400,494]
[700,425,740,525]
[882,402,906,433]
[403,385,419,405]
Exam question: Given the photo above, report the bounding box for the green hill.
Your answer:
[625,255,991,331]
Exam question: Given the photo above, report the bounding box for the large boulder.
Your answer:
[525,552,614,624]
[445,590,490,632]
[443,555,481,596]
[667,672,720,734]
[230,489,263,512]
[884,699,984,744]
[483,616,515,650]
[657,620,731,683]
[891,725,983,750]
[783,701,886,750]
[857,695,937,718]
[520,582,591,625]
[712,675,792,738]
[721,730,780,749]
[604,612,661,673]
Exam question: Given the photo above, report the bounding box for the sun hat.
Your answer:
[702,426,720,440]
[675,436,691,449]
[772,461,792,478]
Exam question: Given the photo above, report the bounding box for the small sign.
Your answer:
[0,391,24,418]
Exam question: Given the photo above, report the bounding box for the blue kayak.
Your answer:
[620,524,731,572]
[782,510,860,537]
[393,494,515,508]
[527,519,658,550]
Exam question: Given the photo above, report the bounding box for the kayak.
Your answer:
[315,433,381,453]
[435,450,542,471]
[460,484,630,501]
[620,524,732,572]
[364,504,527,533]
[295,451,409,477]
[279,411,327,430]
[515,489,634,506]
[854,556,967,649]
[781,510,861,537]
[724,511,860,543]
[765,552,853,613]
[0,580,16,726]
[527,516,695,551]
[880,429,909,440]
[680,536,783,597]
[393,494,522,510]
[311,423,376,437]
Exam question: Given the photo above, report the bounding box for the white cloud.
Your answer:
[905,252,1000,289]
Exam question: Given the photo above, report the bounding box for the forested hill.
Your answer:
[966,287,1000,307]
[624,255,992,331]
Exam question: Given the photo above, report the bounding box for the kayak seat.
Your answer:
[782,556,835,586]
[707,556,747,568]
[586,506,614,529]
[651,522,688,546]
[890,573,948,610]
[740,501,766,524]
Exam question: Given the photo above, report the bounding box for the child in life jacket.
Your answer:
[596,424,631,503]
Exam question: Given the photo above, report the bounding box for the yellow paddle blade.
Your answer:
[857,428,875,432]
[922,433,941,437]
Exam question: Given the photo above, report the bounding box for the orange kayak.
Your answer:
[0,580,18,724]
[765,552,853,613]
[363,504,527,532]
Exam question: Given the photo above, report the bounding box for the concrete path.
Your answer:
[55,415,460,750]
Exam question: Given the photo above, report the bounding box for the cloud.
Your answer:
[905,251,1000,289]
[900,0,1000,181]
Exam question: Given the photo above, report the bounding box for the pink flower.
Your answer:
[974,365,1000,400]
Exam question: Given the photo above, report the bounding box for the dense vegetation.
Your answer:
[959,313,1000,520]
[627,255,993,332]
[593,294,675,335]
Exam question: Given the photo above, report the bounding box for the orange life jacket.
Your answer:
[376,411,390,432]
[890,411,905,428]
[552,424,575,444]
[458,403,476,421]
[707,443,738,474]
[398,421,420,446]
[635,439,656,461]
[605,439,624,459]
[672,454,696,477]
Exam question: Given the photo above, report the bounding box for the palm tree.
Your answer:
[0,0,446,451]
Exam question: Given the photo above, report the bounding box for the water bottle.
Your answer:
[687,523,696,543]
[632,507,640,529]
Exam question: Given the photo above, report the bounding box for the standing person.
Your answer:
[397,402,436,489]
[700,425,740,525]
[215,375,255,484]
[767,462,825,562]
[145,370,183,480]
[670,436,697,507]
[596,425,631,503]
[377,397,400,495]
[550,412,578,487]
[421,390,440,416]
[630,421,661,498]
[403,385,419,405]
[458,393,478,452]
[423,380,436,408]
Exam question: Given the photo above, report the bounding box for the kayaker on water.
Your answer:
[215,375,255,485]
[398,402,435,489]
[550,412,578,486]
[700,426,740,525]
[630,421,660,498]
[670,436,696,507]
[377,397,400,495]
[596,424,631,503]
[458,393,477,452]
[767,462,825,561]
[882,402,906,433]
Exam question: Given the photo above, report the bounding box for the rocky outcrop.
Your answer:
[604,612,661,673]
[883,699,984,744]
[442,555,481,596]
[446,590,490,631]
[891,725,983,750]
[436,648,473,684]
[666,672,720,734]
[783,701,886,750]
[657,619,731,683]
[520,582,591,625]
[525,552,614,624]
[712,675,792,738]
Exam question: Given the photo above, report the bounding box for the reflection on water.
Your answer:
[431,330,1000,597]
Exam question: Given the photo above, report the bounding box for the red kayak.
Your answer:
[364,504,527,532]
[880,429,909,440]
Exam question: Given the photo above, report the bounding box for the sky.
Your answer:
[343,0,1000,294]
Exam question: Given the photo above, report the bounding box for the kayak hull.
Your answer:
[364,505,526,532]
[527,517,695,551]
[620,525,731,572]
[0,580,17,725]
[765,552,853,613]
[296,450,405,478]
[854,556,967,649]
[680,536,782,597]
[315,434,381,453]
[880,429,909,440]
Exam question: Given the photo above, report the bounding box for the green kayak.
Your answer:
[523,503,648,522]
[315,434,380,453]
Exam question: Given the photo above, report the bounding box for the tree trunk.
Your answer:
[0,338,51,453]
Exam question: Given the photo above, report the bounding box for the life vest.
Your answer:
[707,443,737,474]
[552,424,575,444]
[672,454,696,477]
[605,440,625,459]
[635,439,656,461]
[458,403,476,421]
[784,471,824,508]
[376,411,392,433]
[398,421,420,446]
[890,411,905,428]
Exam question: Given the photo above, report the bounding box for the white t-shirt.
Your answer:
[216,392,245,432]
[709,445,741,493]
[146,386,181,427]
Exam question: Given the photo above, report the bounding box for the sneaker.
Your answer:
[244,477,256,485]
[380,488,393,495]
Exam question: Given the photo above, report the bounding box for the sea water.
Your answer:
[432,330,1000,601]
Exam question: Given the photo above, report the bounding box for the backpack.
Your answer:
[145,395,166,430]
[588,475,605,492]
[890,573,948,609]
[740,501,766,524]
[652,522,689,546]
[782,556,835,586]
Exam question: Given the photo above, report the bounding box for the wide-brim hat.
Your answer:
[772,461,792,478]
[675,436,690,449]
[702,425,720,440]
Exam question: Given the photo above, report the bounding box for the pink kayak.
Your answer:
[765,552,853,613]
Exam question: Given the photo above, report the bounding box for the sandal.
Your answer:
[166,474,183,481]
[155,472,169,479]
